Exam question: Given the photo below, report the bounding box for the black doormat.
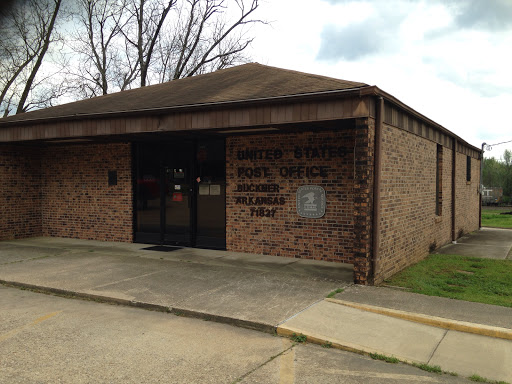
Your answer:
[141,246,183,252]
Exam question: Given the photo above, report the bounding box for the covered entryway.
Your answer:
[134,139,226,249]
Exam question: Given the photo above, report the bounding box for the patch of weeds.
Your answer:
[369,353,399,364]
[174,311,183,317]
[412,362,442,374]
[469,374,510,384]
[88,249,95,252]
[322,341,332,348]
[326,288,344,298]
[291,333,307,343]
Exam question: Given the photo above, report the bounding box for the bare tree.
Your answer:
[68,0,130,98]
[16,0,63,114]
[120,0,177,87]
[63,0,265,101]
[164,0,261,81]
[0,1,46,115]
[119,0,263,87]
[0,0,64,115]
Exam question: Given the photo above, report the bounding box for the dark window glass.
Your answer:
[436,144,442,216]
[466,156,471,182]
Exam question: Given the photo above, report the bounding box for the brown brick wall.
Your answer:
[2,121,481,286]
[376,124,479,283]
[226,128,362,264]
[41,143,133,242]
[0,145,42,240]
[455,152,480,236]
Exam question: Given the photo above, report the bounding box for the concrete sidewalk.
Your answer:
[1,232,512,382]
[277,298,512,383]
[277,228,512,383]
[0,236,352,331]
[436,227,512,259]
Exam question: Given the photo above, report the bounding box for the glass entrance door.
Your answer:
[195,140,226,249]
[163,141,194,246]
[134,139,225,249]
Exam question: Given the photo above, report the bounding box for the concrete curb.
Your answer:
[169,307,276,334]
[325,298,512,341]
[0,280,275,335]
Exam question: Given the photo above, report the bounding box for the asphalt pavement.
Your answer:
[1,229,511,382]
[1,285,470,384]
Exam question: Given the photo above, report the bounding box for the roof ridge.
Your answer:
[246,62,367,86]
[0,63,367,125]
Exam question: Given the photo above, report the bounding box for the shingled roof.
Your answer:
[0,63,367,125]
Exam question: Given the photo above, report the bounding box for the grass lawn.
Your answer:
[385,254,512,307]
[481,207,512,228]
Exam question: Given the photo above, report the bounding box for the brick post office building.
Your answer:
[0,64,482,284]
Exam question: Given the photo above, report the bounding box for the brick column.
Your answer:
[352,118,375,284]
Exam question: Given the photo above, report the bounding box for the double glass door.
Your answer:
[135,139,226,249]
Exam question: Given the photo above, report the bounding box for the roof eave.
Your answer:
[359,86,482,154]
[0,86,366,128]
[0,84,482,154]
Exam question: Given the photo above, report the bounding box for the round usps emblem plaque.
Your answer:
[296,185,326,218]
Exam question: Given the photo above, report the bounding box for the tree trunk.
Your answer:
[16,0,62,114]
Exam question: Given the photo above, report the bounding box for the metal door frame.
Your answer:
[133,139,225,249]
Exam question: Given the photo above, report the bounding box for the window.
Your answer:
[436,144,442,216]
[466,156,471,182]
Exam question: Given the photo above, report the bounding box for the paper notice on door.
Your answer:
[199,184,210,195]
[210,185,221,196]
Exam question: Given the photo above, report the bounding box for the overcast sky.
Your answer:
[247,0,512,158]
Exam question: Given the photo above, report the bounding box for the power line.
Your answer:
[484,139,512,151]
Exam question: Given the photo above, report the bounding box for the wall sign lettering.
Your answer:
[237,149,283,160]
[236,184,280,193]
[250,207,277,217]
[235,196,285,206]
[236,146,348,161]
[236,166,331,179]
[237,167,271,178]
[293,146,349,159]
[279,166,329,178]
[235,146,346,219]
